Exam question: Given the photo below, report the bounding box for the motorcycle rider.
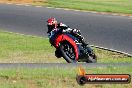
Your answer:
[47,17,88,46]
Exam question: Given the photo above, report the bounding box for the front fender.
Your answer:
[55,34,79,60]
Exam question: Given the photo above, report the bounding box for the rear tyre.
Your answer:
[59,42,77,63]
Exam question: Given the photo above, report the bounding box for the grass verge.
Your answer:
[0,30,131,63]
[0,66,131,88]
[45,0,132,14]
[0,31,61,63]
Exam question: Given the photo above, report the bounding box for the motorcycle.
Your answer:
[48,29,97,63]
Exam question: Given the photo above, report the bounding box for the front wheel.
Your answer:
[59,42,77,63]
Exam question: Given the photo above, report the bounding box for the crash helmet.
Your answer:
[47,18,57,33]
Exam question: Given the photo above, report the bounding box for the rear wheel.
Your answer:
[59,42,77,63]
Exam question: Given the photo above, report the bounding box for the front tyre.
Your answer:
[59,42,77,63]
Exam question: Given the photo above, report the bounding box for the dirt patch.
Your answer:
[0,0,45,4]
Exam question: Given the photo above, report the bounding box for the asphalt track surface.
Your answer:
[0,4,132,55]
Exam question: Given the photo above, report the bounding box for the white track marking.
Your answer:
[25,4,31,6]
[7,3,13,5]
[90,45,132,57]
[35,6,42,8]
[46,7,54,9]
[16,4,23,6]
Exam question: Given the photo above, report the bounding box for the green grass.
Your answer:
[36,0,132,14]
[0,66,131,88]
[0,31,63,63]
[0,30,131,63]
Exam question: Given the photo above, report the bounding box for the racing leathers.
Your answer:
[56,23,88,46]
[47,23,88,46]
